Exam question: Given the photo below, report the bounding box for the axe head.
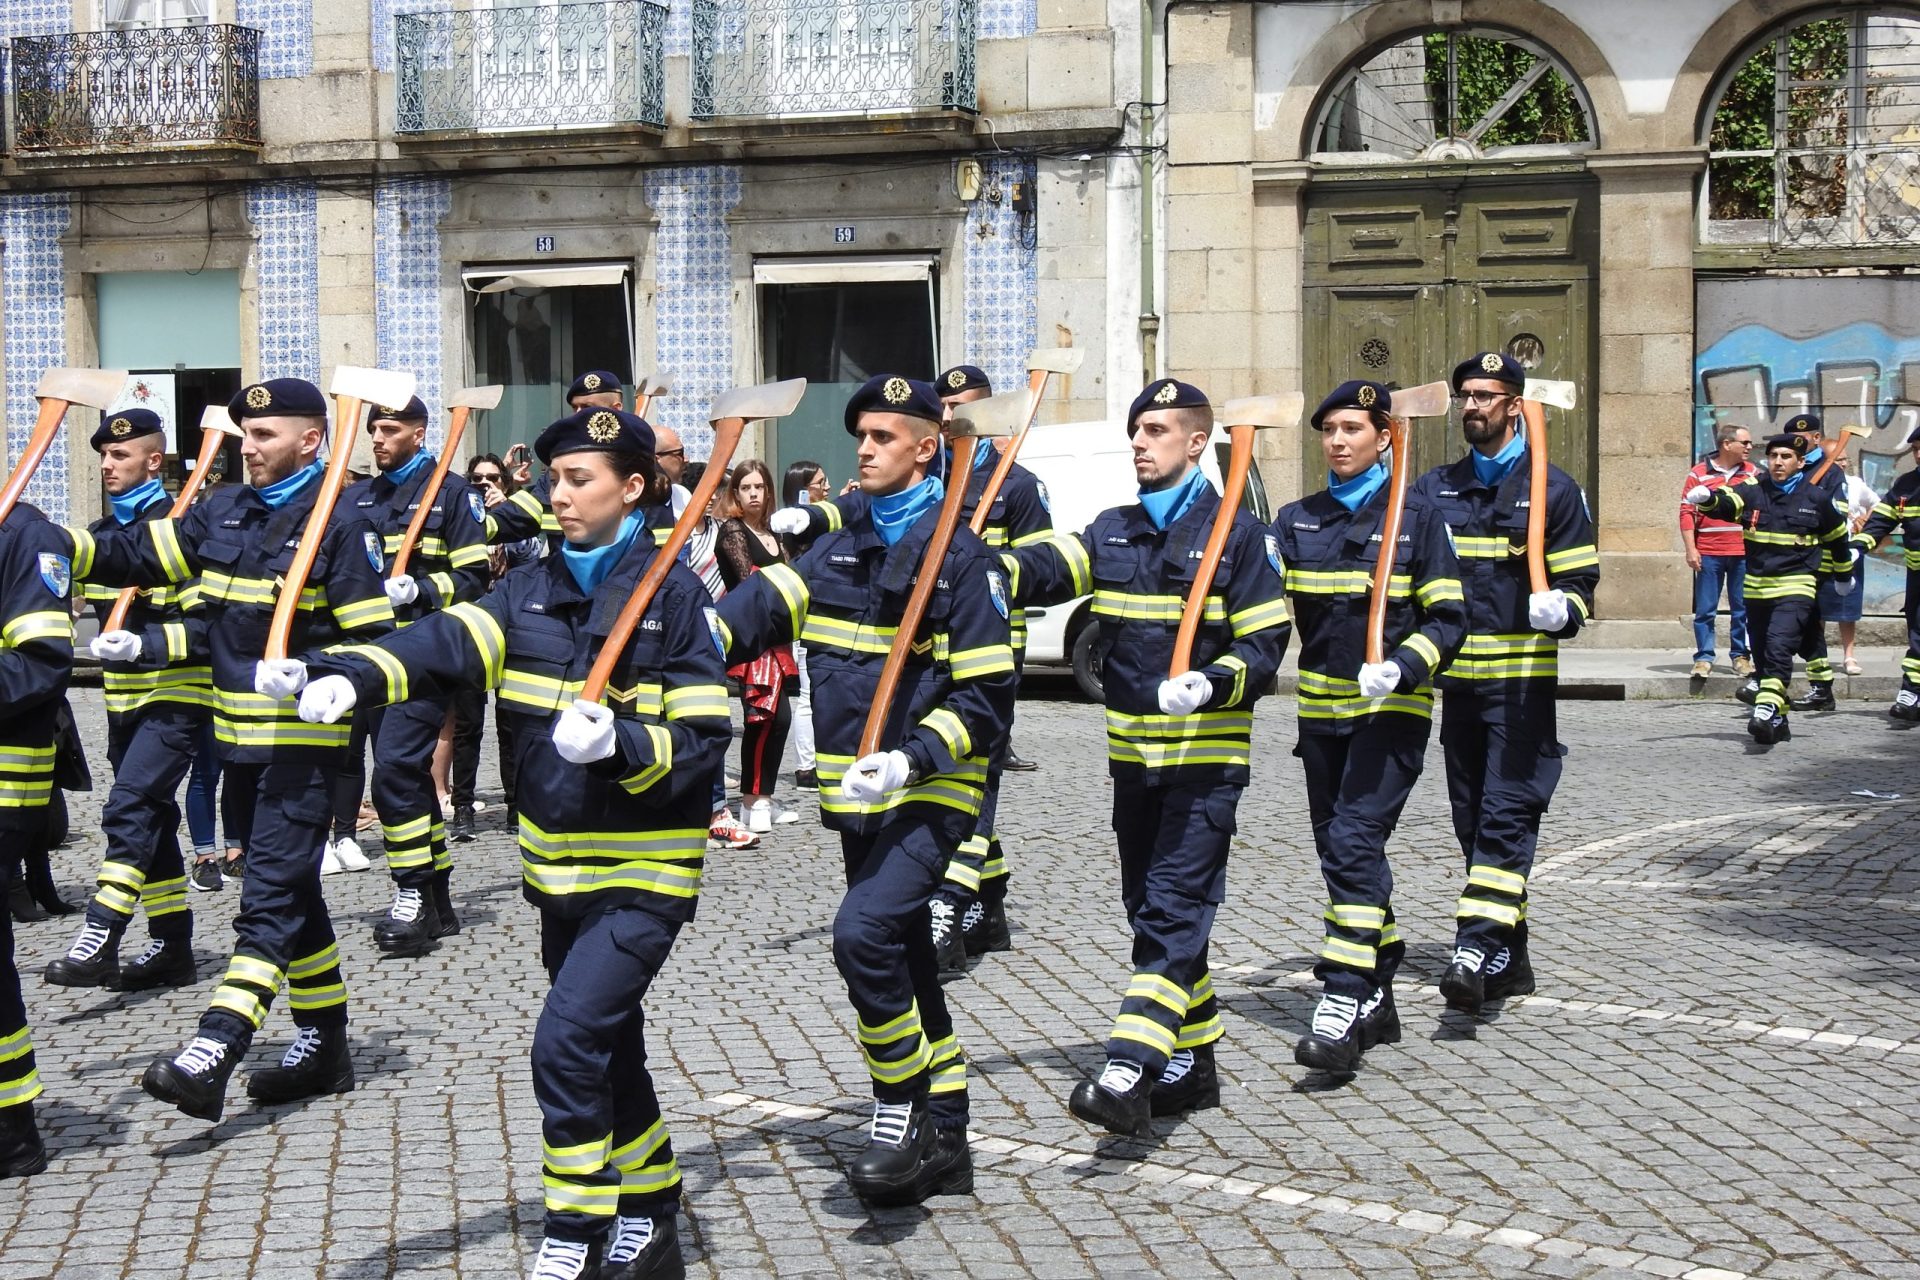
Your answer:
[947,389,1027,439]
[38,368,131,411]
[330,366,417,410]
[1523,378,1578,411]
[449,384,504,412]
[640,372,673,397]
[1221,392,1305,430]
[709,377,807,424]
[1839,422,1873,442]
[202,405,243,439]
[1390,380,1452,419]
[1026,347,1085,377]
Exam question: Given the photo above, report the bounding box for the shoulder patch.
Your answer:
[986,569,1010,620]
[1035,480,1051,514]
[704,606,727,659]
[1264,532,1282,576]
[37,552,71,598]
[363,530,385,573]
[468,491,486,524]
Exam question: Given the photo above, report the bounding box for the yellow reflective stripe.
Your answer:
[758,563,810,631]
[1125,972,1188,1015]
[814,752,987,819]
[286,945,341,980]
[919,707,971,761]
[426,570,455,602]
[1213,653,1248,707]
[1321,937,1377,968]
[617,724,673,795]
[542,1178,619,1215]
[332,595,395,631]
[1229,596,1290,637]
[332,644,410,705]
[1402,632,1441,672]
[1441,659,1556,680]
[807,499,843,533]
[663,684,728,720]
[1284,568,1408,596]
[1104,708,1252,735]
[1544,544,1598,572]
[544,1136,613,1175]
[801,612,895,655]
[1743,575,1817,600]
[445,602,507,687]
[1451,534,1513,559]
[1010,527,1052,549]
[1746,529,1821,547]
[1467,864,1526,894]
[67,527,97,578]
[1325,903,1385,929]
[1456,895,1522,926]
[1111,1013,1177,1055]
[223,953,284,990]
[620,1154,681,1195]
[447,543,491,569]
[612,1119,669,1172]
[1092,591,1227,625]
[2,611,71,647]
[161,621,188,663]
[0,1027,35,1064]
[1458,632,1556,656]
[947,643,1014,680]
[1415,576,1465,605]
[151,519,191,582]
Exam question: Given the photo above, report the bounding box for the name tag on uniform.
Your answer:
[641,618,662,632]
[1515,499,1531,509]
[1105,536,1131,545]
[1438,490,1459,498]
[829,554,859,565]
[221,518,243,528]
[526,602,546,614]
[1292,521,1319,531]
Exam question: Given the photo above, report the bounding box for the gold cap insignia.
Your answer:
[109,417,133,437]
[378,405,406,419]
[947,370,967,389]
[244,385,272,410]
[1356,385,1377,409]
[1153,381,1179,405]
[882,377,912,406]
[586,411,621,443]
[1481,353,1504,373]
[582,373,602,391]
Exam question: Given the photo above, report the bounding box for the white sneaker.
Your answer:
[320,840,344,876]
[746,799,773,834]
[333,836,371,872]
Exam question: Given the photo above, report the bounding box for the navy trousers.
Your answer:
[86,706,204,943]
[1439,693,1563,956]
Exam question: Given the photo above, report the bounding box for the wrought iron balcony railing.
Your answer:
[692,0,976,120]
[396,0,667,135]
[11,24,261,153]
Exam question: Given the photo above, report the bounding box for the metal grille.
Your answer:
[691,0,977,120]
[395,0,668,134]
[11,24,261,152]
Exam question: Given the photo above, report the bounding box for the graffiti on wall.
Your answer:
[1695,277,1920,614]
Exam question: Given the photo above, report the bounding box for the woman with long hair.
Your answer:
[718,460,799,831]
[779,460,829,791]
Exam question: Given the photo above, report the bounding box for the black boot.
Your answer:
[1357,984,1401,1051]
[1068,1060,1153,1136]
[847,1089,934,1205]
[43,918,124,988]
[6,869,46,925]
[142,1034,241,1121]
[961,887,1011,957]
[118,935,197,991]
[930,894,968,981]
[430,871,460,938]
[1747,704,1791,744]
[1294,992,1362,1073]
[1440,946,1487,1014]
[604,1214,685,1280]
[1484,938,1535,1002]
[1890,692,1920,723]
[527,1237,602,1280]
[1791,682,1836,712]
[247,1024,354,1104]
[1734,675,1760,705]
[372,884,441,957]
[1151,1044,1220,1116]
[22,853,74,917]
[914,1125,975,1200]
[450,805,476,844]
[0,1101,47,1178]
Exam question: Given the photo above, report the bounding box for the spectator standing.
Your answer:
[718,461,799,833]
[780,460,830,791]
[1682,426,1757,678]
[1824,450,1879,676]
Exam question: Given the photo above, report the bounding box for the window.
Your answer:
[103,0,209,28]
[466,264,635,459]
[1704,9,1920,248]
[1312,29,1592,162]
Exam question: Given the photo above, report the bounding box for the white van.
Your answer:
[1015,421,1273,699]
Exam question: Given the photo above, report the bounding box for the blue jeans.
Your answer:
[183,715,220,854]
[1693,554,1750,662]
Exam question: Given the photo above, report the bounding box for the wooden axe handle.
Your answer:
[102,425,228,634]
[0,397,74,528]
[390,407,472,581]
[1365,418,1412,667]
[1522,400,1550,596]
[266,399,365,662]
[967,367,1050,537]
[580,416,747,704]
[1170,425,1252,678]
[859,436,977,759]
[1806,434,1855,487]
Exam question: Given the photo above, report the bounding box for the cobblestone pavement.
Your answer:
[5,684,1918,1279]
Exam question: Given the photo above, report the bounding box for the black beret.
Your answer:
[535,407,656,464]
[843,375,944,435]
[1763,433,1804,455]
[1311,380,1392,429]
[369,396,428,424]
[1783,412,1823,435]
[1906,423,1920,448]
[1127,378,1210,429]
[566,370,624,403]
[229,377,328,423]
[90,408,165,452]
[937,364,992,396]
[1451,352,1525,391]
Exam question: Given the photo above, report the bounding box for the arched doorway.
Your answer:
[1301,28,1599,501]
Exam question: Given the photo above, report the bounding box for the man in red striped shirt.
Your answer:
[1682,426,1758,678]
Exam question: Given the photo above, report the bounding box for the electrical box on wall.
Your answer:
[1010,181,1034,215]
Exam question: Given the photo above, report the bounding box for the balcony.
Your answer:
[396,1,667,138]
[692,0,976,123]
[10,24,261,155]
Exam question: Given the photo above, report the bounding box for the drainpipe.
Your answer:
[1139,0,1159,385]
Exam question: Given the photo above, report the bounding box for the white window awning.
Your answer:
[752,255,935,285]
[463,264,631,293]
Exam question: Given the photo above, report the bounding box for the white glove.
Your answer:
[1833,574,1856,597]
[552,698,617,764]
[90,629,142,663]
[839,750,913,805]
[1157,670,1212,716]
[254,657,309,699]
[298,675,358,724]
[770,507,811,537]
[1528,589,1570,632]
[1684,484,1713,505]
[1358,661,1402,699]
[384,574,419,606]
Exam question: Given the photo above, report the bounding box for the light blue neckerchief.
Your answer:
[382,450,434,489]
[1328,461,1389,512]
[1471,430,1526,488]
[1138,465,1209,531]
[255,459,324,510]
[1802,446,1824,470]
[938,440,997,483]
[110,478,167,526]
[1769,470,1805,496]
[871,475,945,547]
[561,512,643,594]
